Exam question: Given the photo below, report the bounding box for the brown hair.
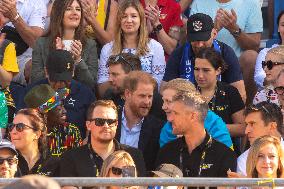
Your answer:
[46,0,86,49]
[112,0,149,56]
[107,53,142,73]
[16,109,48,159]
[123,71,156,92]
[246,135,284,178]
[86,100,118,121]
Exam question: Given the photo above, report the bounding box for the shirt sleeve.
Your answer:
[2,43,19,73]
[31,38,46,83]
[163,46,182,82]
[221,43,243,83]
[27,2,47,29]
[97,42,113,84]
[227,85,245,114]
[244,0,263,33]
[218,147,237,176]
[237,150,248,176]
[254,47,270,88]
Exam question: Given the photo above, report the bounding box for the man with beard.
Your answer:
[163,13,246,103]
[59,100,146,183]
[115,71,164,172]
[24,84,82,157]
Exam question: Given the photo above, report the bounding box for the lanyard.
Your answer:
[87,143,100,176]
[180,135,213,177]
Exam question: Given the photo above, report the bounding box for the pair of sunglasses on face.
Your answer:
[89,118,117,127]
[0,157,18,166]
[7,123,36,132]
[111,166,136,177]
[262,60,284,70]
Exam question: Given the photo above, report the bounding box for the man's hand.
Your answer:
[81,0,98,24]
[0,13,9,29]
[0,0,18,21]
[216,8,239,33]
[145,5,161,28]
[227,169,246,178]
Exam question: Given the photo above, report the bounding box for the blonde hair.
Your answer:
[267,45,284,62]
[100,150,136,177]
[112,0,149,57]
[246,135,284,178]
[161,78,196,93]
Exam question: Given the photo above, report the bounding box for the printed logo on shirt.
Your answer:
[200,163,213,170]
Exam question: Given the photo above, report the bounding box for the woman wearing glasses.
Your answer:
[100,150,138,189]
[194,47,245,154]
[97,0,166,95]
[8,109,59,176]
[253,46,284,106]
[31,0,98,88]
[246,135,284,179]
[254,11,284,89]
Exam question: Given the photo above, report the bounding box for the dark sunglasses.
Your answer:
[262,60,284,70]
[275,86,284,95]
[111,55,135,70]
[249,104,270,115]
[89,118,117,127]
[7,123,36,132]
[111,166,136,177]
[0,157,18,166]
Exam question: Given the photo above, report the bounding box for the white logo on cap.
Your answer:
[193,21,203,31]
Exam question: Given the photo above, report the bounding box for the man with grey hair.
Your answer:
[156,90,237,177]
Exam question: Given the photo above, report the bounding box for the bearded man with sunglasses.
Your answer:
[59,100,146,186]
[0,140,18,178]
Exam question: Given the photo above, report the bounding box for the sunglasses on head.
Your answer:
[89,118,117,127]
[262,60,284,70]
[111,55,135,71]
[275,86,284,95]
[0,157,18,166]
[7,123,36,132]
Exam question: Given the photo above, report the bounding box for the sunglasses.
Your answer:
[275,86,284,95]
[7,123,36,132]
[111,166,136,177]
[0,157,18,166]
[89,118,117,127]
[262,60,284,70]
[249,104,270,115]
[110,55,135,70]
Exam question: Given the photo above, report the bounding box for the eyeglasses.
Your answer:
[110,54,135,71]
[275,86,284,95]
[262,60,284,70]
[89,118,117,127]
[0,157,18,166]
[111,166,136,177]
[7,123,36,132]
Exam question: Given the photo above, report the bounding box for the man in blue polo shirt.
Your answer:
[163,13,246,102]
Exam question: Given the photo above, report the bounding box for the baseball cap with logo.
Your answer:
[45,49,74,81]
[152,164,183,178]
[187,13,214,42]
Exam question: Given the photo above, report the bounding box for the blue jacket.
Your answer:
[159,110,233,149]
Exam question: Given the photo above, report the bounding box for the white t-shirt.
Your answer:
[98,39,166,86]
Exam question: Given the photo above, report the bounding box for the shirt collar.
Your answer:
[122,107,144,131]
[181,131,211,151]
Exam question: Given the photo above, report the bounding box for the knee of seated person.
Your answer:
[239,50,258,69]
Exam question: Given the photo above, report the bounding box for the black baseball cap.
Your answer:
[45,49,74,81]
[187,13,214,42]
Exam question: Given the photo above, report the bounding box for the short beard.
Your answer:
[96,137,113,144]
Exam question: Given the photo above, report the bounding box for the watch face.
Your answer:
[156,24,163,31]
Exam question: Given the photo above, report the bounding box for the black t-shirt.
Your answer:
[18,153,60,177]
[155,132,237,178]
[207,81,245,124]
[163,41,243,84]
[59,140,146,177]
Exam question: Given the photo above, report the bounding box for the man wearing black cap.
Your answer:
[163,13,246,103]
[0,140,18,178]
[25,49,95,139]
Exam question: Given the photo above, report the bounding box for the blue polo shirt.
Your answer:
[159,110,233,149]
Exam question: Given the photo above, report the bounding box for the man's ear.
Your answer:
[211,28,218,39]
[269,121,278,132]
[86,121,91,131]
[124,89,131,99]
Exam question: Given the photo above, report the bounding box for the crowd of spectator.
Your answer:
[0,0,284,188]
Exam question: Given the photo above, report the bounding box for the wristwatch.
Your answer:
[153,24,163,34]
[231,28,242,37]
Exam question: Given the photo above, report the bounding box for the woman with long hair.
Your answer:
[194,47,245,154]
[31,0,98,88]
[247,135,284,178]
[97,0,165,95]
[8,108,58,176]
[100,150,137,189]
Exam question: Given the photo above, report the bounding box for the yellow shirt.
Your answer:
[2,43,19,73]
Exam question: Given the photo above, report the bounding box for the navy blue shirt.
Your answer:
[163,41,243,83]
[24,79,95,138]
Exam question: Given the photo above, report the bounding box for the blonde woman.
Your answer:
[97,0,165,96]
[100,150,137,189]
[246,135,284,178]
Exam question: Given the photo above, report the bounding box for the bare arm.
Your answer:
[82,0,118,45]
[227,109,246,137]
[230,80,246,103]
[233,32,261,52]
[0,66,13,88]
